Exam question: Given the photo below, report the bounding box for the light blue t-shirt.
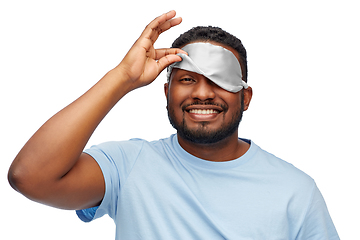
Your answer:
[77,134,339,239]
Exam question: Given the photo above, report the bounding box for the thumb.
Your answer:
[156,54,183,73]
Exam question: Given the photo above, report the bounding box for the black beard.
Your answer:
[167,97,244,144]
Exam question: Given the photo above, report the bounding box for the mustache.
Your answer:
[181,101,228,112]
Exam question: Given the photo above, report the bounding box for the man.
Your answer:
[8,11,339,239]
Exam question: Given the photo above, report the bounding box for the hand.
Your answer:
[116,10,187,90]
[7,11,187,211]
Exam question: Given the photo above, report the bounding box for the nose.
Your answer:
[190,77,216,101]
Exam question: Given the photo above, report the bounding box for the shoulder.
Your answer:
[252,142,315,188]
[86,138,147,157]
[85,136,175,161]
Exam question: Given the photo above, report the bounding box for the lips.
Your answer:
[183,101,226,111]
[183,102,226,121]
[188,109,220,114]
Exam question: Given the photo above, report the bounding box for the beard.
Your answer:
[167,96,244,144]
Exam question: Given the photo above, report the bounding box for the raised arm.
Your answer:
[8,10,185,210]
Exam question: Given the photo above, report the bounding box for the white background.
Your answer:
[1,0,359,239]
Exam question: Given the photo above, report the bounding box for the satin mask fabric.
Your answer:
[167,42,248,93]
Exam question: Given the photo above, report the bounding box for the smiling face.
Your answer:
[165,69,245,144]
[165,42,252,145]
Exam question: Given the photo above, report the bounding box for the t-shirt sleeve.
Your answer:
[296,183,340,240]
[76,140,144,222]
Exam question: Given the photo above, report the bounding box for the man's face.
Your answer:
[165,67,245,144]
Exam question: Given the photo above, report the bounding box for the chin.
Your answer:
[178,122,239,144]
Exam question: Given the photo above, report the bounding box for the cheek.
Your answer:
[168,85,190,106]
[218,92,242,110]
[167,90,184,116]
[230,97,242,109]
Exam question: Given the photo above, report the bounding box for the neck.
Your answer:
[177,131,250,162]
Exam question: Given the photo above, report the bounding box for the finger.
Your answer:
[141,11,176,38]
[141,11,181,44]
[148,19,182,44]
[147,10,177,32]
[156,54,184,73]
[157,15,182,34]
[154,48,188,60]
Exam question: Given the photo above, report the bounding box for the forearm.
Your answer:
[9,68,131,189]
[8,10,184,207]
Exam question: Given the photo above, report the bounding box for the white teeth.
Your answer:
[189,109,219,114]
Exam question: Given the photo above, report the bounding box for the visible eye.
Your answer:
[179,78,195,84]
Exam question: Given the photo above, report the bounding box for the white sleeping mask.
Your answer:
[168,42,248,93]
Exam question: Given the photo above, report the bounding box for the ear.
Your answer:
[164,82,169,100]
[242,86,253,111]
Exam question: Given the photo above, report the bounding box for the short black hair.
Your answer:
[171,26,248,82]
